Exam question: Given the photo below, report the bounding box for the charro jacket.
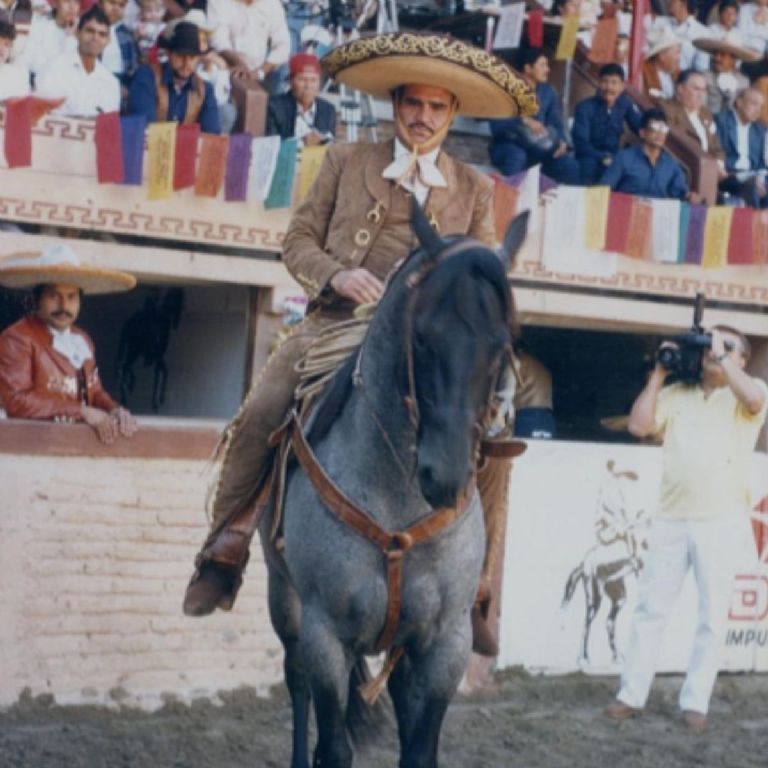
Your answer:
[660,98,726,163]
[282,139,495,308]
[0,315,118,421]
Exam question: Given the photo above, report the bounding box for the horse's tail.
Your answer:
[561,564,584,609]
[346,657,390,748]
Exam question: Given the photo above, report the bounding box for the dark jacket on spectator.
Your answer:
[715,109,767,173]
[115,22,139,87]
[572,92,642,161]
[489,82,567,148]
[266,92,336,141]
[128,61,220,134]
[599,144,689,200]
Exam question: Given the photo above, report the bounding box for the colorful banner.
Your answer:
[224,133,253,203]
[195,134,229,198]
[493,3,525,49]
[605,192,634,253]
[173,123,200,191]
[650,199,680,263]
[146,122,176,200]
[677,202,690,264]
[727,207,754,265]
[120,115,147,186]
[702,205,733,268]
[683,204,707,264]
[94,112,123,184]
[493,176,520,244]
[753,210,768,265]
[248,135,281,203]
[296,144,327,203]
[4,97,32,169]
[527,9,544,47]
[555,15,580,61]
[264,138,298,210]
[584,185,610,251]
[588,17,619,64]
[625,198,652,260]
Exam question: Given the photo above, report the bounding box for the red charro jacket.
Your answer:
[0,315,118,421]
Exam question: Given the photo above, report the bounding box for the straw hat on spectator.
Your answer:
[0,244,136,294]
[645,27,682,60]
[322,32,537,119]
[693,36,762,63]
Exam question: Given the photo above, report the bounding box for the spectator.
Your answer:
[128,21,220,133]
[18,0,78,83]
[606,326,767,731]
[488,47,580,184]
[715,87,768,207]
[35,6,120,117]
[513,350,555,440]
[0,244,139,444]
[667,0,713,70]
[97,0,137,88]
[642,26,682,100]
[660,69,726,172]
[266,52,335,145]
[132,0,164,62]
[572,62,642,184]
[695,37,755,114]
[0,19,29,99]
[738,0,768,55]
[708,0,746,45]
[599,108,690,200]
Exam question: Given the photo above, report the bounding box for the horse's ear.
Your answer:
[411,197,443,259]
[498,210,530,271]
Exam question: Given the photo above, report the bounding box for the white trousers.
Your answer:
[617,516,739,715]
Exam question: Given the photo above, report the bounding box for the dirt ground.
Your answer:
[1,671,766,768]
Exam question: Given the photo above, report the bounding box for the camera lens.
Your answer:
[657,346,679,370]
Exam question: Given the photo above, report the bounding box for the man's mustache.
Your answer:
[52,311,74,319]
[408,122,433,134]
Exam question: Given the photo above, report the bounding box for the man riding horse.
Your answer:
[183,32,537,656]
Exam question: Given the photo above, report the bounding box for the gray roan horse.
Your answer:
[261,203,528,768]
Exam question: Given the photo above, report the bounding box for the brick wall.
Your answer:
[0,427,284,710]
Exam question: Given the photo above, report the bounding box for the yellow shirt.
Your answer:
[654,379,768,520]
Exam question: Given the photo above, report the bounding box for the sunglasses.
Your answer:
[644,121,670,134]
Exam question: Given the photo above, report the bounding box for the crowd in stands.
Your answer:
[1,0,768,208]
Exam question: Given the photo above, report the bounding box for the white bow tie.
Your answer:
[381,153,447,190]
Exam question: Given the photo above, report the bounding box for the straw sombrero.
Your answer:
[0,244,136,294]
[693,37,762,63]
[645,27,682,60]
[322,33,537,119]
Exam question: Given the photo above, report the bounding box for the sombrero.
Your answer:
[693,37,762,63]
[322,33,537,119]
[0,244,136,294]
[645,27,682,60]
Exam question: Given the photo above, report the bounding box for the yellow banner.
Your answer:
[297,145,328,202]
[702,206,733,268]
[147,122,176,200]
[555,16,580,61]
[584,186,610,251]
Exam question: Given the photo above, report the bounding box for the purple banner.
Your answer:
[224,133,252,202]
[120,115,147,186]
[683,204,706,265]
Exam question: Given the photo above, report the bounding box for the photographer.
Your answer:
[606,325,767,731]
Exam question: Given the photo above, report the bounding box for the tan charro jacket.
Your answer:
[282,139,495,308]
[660,98,726,163]
[0,315,118,421]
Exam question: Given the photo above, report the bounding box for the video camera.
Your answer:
[655,293,731,382]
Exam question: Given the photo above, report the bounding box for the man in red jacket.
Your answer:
[0,244,139,444]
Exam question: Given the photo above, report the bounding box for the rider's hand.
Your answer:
[81,406,118,444]
[330,269,385,305]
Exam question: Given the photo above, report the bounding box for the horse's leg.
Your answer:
[300,611,353,768]
[605,581,627,662]
[581,578,601,662]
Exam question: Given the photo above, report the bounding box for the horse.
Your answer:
[260,203,528,768]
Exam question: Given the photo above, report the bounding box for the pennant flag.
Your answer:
[248,135,281,203]
[527,9,544,47]
[493,3,525,49]
[588,17,618,64]
[625,198,653,259]
[224,133,253,202]
[555,15,580,61]
[702,205,733,268]
[493,176,520,244]
[727,207,754,265]
[584,185,610,251]
[146,122,176,200]
[752,210,768,265]
[677,202,690,263]
[650,199,680,263]
[297,144,327,202]
[264,138,299,209]
[683,204,706,264]
[4,97,32,168]
[195,133,229,197]
[94,112,123,184]
[29,96,65,125]
[605,192,634,253]
[174,123,200,191]
[120,115,147,186]
[514,164,540,230]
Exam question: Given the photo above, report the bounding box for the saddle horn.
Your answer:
[411,198,444,259]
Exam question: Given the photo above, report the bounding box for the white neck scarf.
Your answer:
[49,326,93,370]
[382,139,447,205]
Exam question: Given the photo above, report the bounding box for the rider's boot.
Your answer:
[472,456,513,656]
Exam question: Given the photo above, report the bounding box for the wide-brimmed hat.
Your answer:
[645,27,682,60]
[160,21,205,55]
[694,36,762,63]
[0,244,136,294]
[322,33,537,119]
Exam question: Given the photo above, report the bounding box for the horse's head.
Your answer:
[404,202,528,509]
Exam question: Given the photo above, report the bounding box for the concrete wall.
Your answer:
[0,421,283,711]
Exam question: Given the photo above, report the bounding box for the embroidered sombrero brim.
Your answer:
[693,38,762,62]
[0,252,136,294]
[322,33,537,119]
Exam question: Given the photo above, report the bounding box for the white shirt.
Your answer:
[49,326,92,370]
[687,109,709,152]
[18,15,77,78]
[35,48,121,118]
[0,63,31,101]
[708,23,746,46]
[382,139,446,205]
[658,69,675,100]
[294,102,316,142]
[101,24,125,76]
[738,2,768,53]
[670,15,713,70]
[208,0,290,70]
[735,115,752,172]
